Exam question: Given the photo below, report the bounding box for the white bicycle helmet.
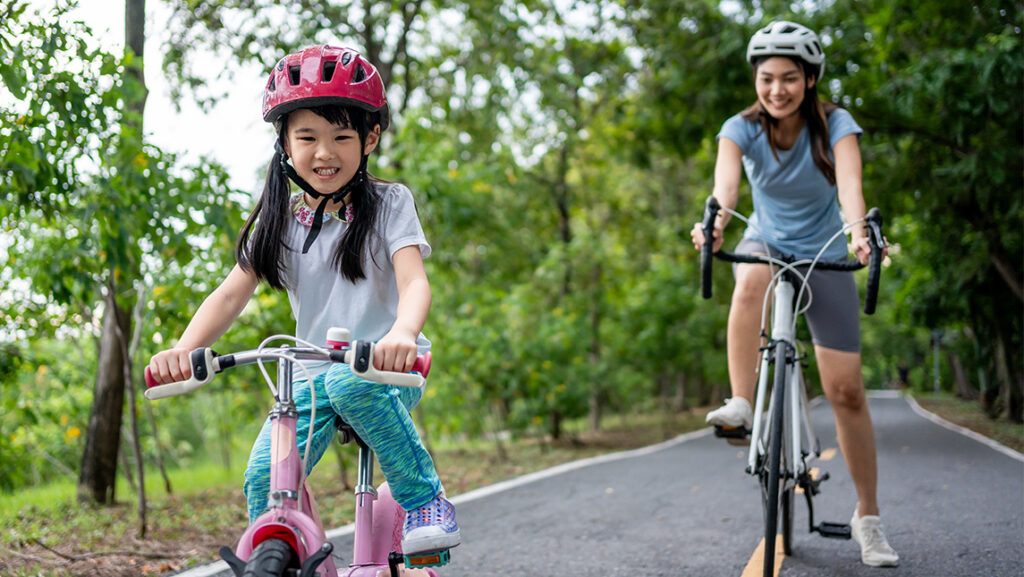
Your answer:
[746,21,825,78]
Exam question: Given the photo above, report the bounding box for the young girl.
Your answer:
[690,22,897,567]
[147,45,459,557]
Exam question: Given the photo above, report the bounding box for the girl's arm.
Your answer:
[148,264,260,384]
[833,134,883,265]
[375,245,431,373]
[692,137,743,252]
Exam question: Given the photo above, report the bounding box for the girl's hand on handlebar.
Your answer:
[851,235,889,266]
[374,331,419,373]
[148,348,193,385]
[691,222,724,253]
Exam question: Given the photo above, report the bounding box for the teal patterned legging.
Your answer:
[243,363,441,523]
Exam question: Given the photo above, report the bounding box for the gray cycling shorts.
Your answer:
[733,238,861,353]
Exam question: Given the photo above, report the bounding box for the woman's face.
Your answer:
[283,108,380,196]
[755,57,815,120]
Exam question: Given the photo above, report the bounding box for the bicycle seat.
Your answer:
[334,417,367,448]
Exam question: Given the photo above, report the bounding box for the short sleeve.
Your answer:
[717,114,755,153]
[381,183,431,261]
[828,108,863,148]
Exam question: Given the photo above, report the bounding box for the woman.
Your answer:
[691,21,898,567]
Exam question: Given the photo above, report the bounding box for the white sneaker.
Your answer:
[850,511,899,567]
[706,397,753,429]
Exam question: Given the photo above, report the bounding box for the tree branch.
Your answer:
[29,539,179,561]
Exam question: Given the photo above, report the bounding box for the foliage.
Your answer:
[0,0,1020,495]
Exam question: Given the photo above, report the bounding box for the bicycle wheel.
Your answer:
[761,342,789,577]
[242,539,296,577]
[780,360,796,556]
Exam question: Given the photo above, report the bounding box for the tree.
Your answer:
[0,0,245,506]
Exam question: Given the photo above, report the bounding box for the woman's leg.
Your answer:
[726,262,773,403]
[323,363,441,511]
[815,346,879,517]
[243,374,338,523]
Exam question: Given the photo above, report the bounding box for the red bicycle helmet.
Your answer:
[262,45,390,130]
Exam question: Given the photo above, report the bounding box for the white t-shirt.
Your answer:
[281,181,431,377]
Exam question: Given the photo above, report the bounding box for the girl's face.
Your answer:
[283,108,380,197]
[755,57,815,120]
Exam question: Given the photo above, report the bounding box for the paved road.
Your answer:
[178,393,1024,577]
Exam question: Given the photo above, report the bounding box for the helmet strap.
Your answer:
[275,141,368,254]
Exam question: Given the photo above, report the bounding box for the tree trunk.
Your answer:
[947,352,975,400]
[674,372,688,412]
[78,298,130,504]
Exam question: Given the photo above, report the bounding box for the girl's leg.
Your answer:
[243,374,338,523]
[815,346,879,517]
[323,364,441,511]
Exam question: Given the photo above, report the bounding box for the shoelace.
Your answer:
[859,521,891,551]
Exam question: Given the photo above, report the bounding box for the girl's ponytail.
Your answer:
[236,136,292,290]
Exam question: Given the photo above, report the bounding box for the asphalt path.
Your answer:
[175,393,1023,577]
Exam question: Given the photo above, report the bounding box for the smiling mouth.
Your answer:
[314,168,339,176]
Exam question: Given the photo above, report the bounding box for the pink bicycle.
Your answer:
[144,328,445,577]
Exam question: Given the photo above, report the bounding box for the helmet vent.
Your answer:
[268,76,276,91]
[288,65,301,86]
[342,51,353,65]
[323,60,337,82]
[352,64,366,83]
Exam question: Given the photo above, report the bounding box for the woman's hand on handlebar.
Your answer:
[850,235,889,266]
[691,222,724,253]
[374,330,419,373]
[148,348,193,385]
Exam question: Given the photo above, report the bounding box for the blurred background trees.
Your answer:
[1,0,1019,502]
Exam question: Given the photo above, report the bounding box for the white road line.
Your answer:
[904,394,1024,463]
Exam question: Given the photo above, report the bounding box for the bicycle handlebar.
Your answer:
[699,196,886,315]
[143,335,432,401]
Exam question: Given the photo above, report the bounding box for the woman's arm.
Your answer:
[833,133,878,265]
[375,245,431,373]
[692,137,744,252]
[148,264,260,383]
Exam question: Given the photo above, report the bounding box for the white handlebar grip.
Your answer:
[345,341,426,389]
[143,349,219,400]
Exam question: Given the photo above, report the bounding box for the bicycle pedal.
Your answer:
[405,549,451,568]
[816,521,852,540]
[713,425,751,446]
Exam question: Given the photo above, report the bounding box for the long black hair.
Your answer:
[236,105,383,288]
[741,56,839,186]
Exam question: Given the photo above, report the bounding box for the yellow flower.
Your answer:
[65,426,82,442]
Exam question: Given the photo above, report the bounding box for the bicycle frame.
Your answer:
[233,355,339,576]
[746,278,818,483]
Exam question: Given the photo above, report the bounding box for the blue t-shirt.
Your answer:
[717,108,863,260]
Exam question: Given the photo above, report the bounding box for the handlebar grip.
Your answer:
[346,341,427,388]
[412,351,431,378]
[863,208,884,315]
[701,196,720,299]
[143,348,218,400]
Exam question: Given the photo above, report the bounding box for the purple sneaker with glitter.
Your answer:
[402,493,461,555]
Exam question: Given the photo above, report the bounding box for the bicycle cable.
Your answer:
[256,334,334,515]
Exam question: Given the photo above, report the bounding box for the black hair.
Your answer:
[741,56,839,186]
[236,105,382,288]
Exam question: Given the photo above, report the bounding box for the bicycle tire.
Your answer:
[242,539,296,577]
[762,343,789,577]
[780,359,795,556]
